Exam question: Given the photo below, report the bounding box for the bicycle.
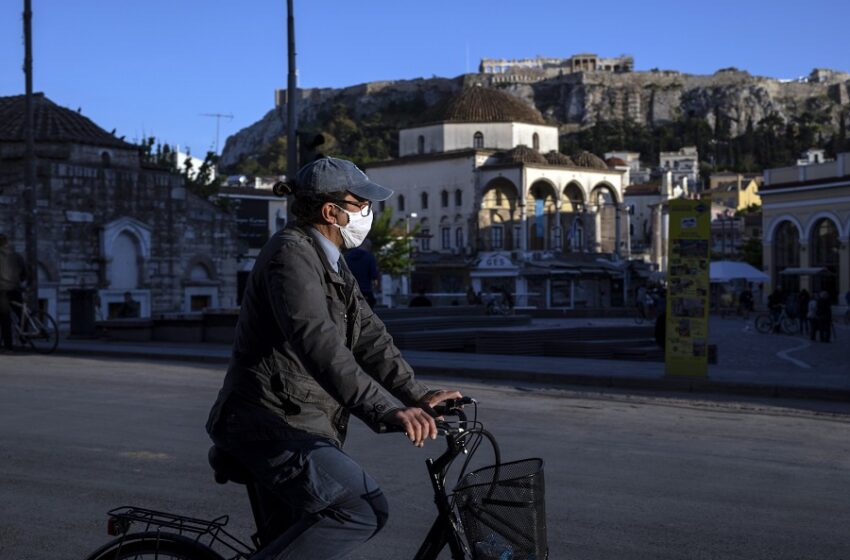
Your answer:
[9,296,59,354]
[753,305,797,335]
[84,398,548,560]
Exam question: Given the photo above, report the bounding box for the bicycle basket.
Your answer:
[454,458,547,560]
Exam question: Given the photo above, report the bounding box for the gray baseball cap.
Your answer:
[295,156,393,202]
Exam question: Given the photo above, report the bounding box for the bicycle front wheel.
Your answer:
[22,312,58,354]
[780,317,797,334]
[754,314,772,334]
[84,532,225,560]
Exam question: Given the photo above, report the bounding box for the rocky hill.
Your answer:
[220,67,850,172]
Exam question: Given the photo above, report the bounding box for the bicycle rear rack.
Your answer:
[107,506,254,559]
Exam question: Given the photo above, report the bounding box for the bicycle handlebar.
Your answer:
[371,397,475,435]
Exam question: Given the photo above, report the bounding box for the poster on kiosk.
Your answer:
[665,199,711,377]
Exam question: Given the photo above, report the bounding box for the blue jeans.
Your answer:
[212,436,388,560]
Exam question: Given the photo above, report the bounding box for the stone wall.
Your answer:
[0,142,238,326]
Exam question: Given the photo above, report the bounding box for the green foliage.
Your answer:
[739,237,763,269]
[139,136,223,200]
[367,207,418,276]
[562,110,849,178]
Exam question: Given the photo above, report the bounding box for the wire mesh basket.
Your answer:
[454,458,547,560]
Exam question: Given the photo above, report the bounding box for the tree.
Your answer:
[367,207,418,276]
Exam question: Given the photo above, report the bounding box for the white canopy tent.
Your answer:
[709,260,769,283]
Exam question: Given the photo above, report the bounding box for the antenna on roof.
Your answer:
[200,112,234,154]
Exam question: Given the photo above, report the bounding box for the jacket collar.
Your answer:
[295,225,346,287]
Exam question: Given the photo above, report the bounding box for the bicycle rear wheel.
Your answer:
[754,314,772,334]
[21,312,58,354]
[84,532,225,560]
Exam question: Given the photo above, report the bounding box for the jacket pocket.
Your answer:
[273,369,327,404]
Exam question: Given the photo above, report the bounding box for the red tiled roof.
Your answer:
[0,93,135,149]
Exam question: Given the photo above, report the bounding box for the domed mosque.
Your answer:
[365,85,631,309]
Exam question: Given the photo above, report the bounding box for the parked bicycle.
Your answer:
[84,398,548,560]
[754,304,797,335]
[9,296,58,354]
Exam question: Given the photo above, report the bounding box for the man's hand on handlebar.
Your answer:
[384,407,438,447]
[384,390,463,447]
[418,389,464,418]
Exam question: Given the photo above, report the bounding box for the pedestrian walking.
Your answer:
[0,234,27,353]
[815,291,832,343]
[797,289,811,335]
[807,296,818,342]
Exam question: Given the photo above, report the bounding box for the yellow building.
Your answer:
[762,154,850,302]
[704,173,761,212]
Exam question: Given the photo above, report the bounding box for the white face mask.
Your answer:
[334,205,373,249]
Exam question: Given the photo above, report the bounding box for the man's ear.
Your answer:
[320,202,338,225]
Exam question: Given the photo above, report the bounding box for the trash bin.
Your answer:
[69,288,97,337]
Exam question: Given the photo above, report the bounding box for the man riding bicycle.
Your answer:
[206,157,461,560]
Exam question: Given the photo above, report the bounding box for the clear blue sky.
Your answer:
[1,0,848,156]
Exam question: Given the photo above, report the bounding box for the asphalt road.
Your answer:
[1,354,849,559]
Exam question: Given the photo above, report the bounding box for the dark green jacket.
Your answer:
[206,225,429,446]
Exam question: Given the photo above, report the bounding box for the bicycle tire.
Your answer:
[84,531,226,560]
[754,314,772,334]
[780,317,797,335]
[21,312,59,354]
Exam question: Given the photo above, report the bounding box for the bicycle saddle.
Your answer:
[208,445,251,485]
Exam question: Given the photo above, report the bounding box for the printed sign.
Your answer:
[665,200,710,377]
[236,198,270,249]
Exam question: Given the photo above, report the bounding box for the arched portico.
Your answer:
[589,183,621,254]
[479,178,520,251]
[561,182,586,252]
[526,180,558,250]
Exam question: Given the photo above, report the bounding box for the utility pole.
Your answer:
[286,0,298,179]
[199,113,233,154]
[23,0,38,310]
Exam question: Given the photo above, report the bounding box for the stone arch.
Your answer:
[479,178,519,251]
[527,180,558,250]
[589,181,620,205]
[805,211,842,241]
[772,220,801,293]
[808,216,841,300]
[561,181,586,211]
[766,214,805,243]
[589,183,620,253]
[102,217,152,262]
[182,255,219,284]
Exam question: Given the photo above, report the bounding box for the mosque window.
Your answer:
[455,189,462,206]
[398,195,405,212]
[441,190,449,208]
[417,135,425,155]
[532,133,539,151]
[473,131,484,149]
[421,192,429,210]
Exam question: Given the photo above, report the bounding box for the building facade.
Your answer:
[761,153,850,302]
[0,94,238,325]
[366,87,634,309]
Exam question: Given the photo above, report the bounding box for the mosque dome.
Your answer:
[429,86,546,125]
[573,151,608,170]
[545,151,576,166]
[501,145,547,165]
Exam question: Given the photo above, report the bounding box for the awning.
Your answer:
[710,261,769,283]
[779,267,835,276]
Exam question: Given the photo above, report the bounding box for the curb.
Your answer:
[53,347,850,403]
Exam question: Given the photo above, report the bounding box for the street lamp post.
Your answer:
[405,212,417,297]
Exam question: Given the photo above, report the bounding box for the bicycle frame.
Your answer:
[93,402,496,560]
